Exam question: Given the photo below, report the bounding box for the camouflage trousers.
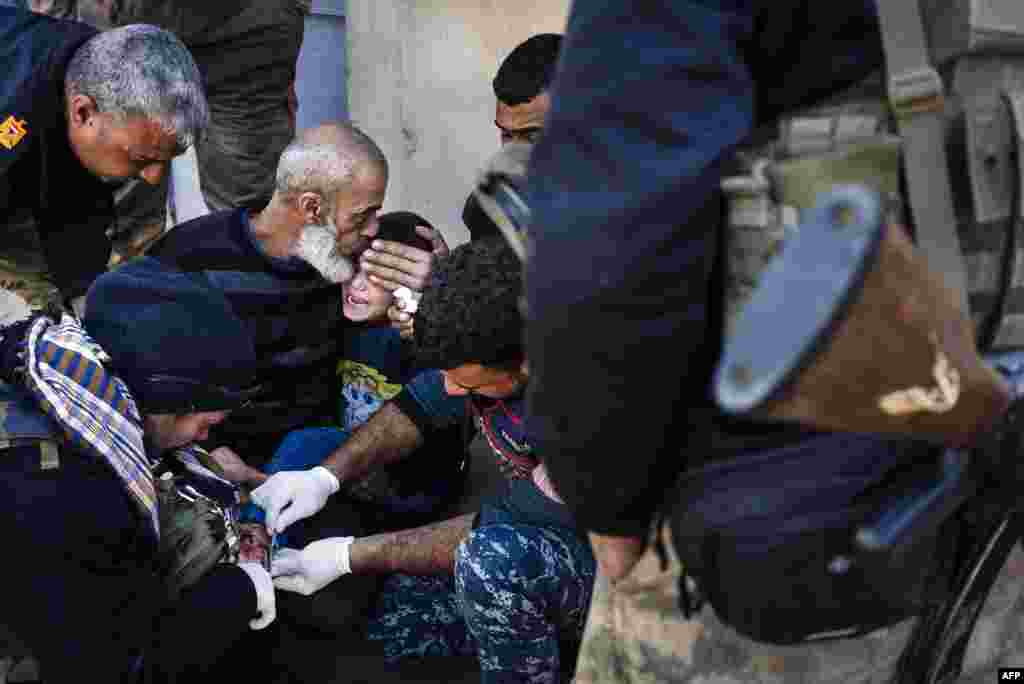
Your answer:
[574,522,1024,684]
[0,254,60,326]
[367,522,597,684]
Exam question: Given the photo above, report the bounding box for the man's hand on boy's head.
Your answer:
[360,225,449,291]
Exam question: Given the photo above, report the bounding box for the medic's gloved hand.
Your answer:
[270,536,354,596]
[237,561,277,630]
[251,466,339,533]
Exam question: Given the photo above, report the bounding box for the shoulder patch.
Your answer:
[0,115,28,150]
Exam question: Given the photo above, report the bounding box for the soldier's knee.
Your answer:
[456,524,552,597]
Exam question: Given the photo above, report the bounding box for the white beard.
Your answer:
[292,223,355,283]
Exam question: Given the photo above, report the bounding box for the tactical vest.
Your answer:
[722,0,1024,352]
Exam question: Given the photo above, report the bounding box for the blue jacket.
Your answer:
[526,0,886,536]
[0,7,114,299]
[150,208,345,458]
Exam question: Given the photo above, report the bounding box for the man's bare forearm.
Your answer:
[349,513,475,576]
[322,401,424,484]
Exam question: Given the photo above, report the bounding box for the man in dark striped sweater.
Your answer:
[151,121,447,467]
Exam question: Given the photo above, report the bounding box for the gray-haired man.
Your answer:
[0,7,207,319]
[26,0,309,266]
[151,121,447,467]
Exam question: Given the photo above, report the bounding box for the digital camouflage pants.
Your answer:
[574,522,1024,684]
[367,522,597,684]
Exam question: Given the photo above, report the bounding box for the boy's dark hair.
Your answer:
[413,237,523,371]
[492,34,563,106]
[375,211,435,254]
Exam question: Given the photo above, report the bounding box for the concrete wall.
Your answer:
[295,0,349,130]
[346,1,569,247]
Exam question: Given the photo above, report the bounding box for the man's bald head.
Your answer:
[274,122,388,208]
[268,123,388,282]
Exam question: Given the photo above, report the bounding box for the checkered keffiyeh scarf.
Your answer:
[20,314,161,538]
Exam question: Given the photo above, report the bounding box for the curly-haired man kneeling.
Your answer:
[269,237,596,684]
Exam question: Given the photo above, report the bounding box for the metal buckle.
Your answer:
[888,67,946,119]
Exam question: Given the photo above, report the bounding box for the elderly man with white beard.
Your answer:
[149,122,447,468]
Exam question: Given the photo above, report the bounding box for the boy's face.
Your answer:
[341,269,393,322]
[342,268,393,321]
[442,362,527,399]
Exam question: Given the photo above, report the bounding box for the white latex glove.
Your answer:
[251,466,339,533]
[237,561,277,630]
[270,536,354,596]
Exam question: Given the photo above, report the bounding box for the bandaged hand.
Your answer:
[237,561,277,630]
[271,536,355,596]
[389,287,422,340]
[251,466,339,533]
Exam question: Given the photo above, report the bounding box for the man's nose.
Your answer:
[139,162,166,186]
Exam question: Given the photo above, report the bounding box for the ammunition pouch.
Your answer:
[722,60,1024,352]
[668,434,956,645]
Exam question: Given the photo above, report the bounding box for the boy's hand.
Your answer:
[209,446,263,484]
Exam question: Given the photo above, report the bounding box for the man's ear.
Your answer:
[67,93,100,129]
[297,192,324,225]
[520,358,529,378]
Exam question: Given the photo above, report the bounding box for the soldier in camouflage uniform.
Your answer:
[521,0,1024,682]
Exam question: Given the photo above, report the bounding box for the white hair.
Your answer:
[292,223,355,284]
[274,122,388,208]
[64,24,209,150]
